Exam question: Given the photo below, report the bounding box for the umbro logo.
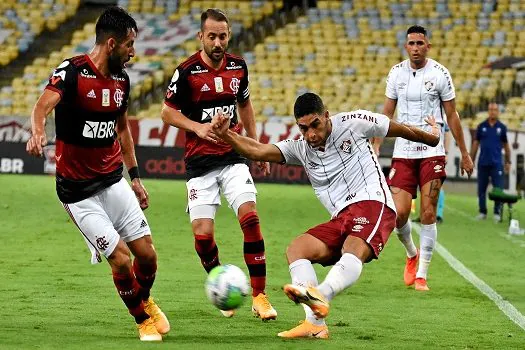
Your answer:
[245,179,253,184]
[200,83,210,92]
[140,220,148,228]
[87,89,96,98]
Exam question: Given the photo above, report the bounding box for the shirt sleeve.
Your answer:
[237,61,250,103]
[274,139,303,166]
[345,110,390,139]
[164,66,190,111]
[45,59,76,99]
[501,125,508,143]
[437,66,456,101]
[385,65,398,100]
[121,71,130,112]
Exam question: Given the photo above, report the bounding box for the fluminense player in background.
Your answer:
[26,7,169,341]
[161,8,277,320]
[212,92,440,339]
[372,25,473,291]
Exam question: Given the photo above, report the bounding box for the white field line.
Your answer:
[412,223,525,331]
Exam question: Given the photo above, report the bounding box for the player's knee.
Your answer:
[420,209,436,224]
[192,219,214,236]
[108,244,132,273]
[396,212,410,228]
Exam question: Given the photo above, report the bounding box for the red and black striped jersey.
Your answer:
[45,54,130,203]
[164,51,250,179]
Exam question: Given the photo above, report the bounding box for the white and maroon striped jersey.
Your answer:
[275,111,396,218]
[385,58,454,159]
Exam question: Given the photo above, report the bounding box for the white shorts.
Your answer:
[186,163,257,221]
[62,178,151,264]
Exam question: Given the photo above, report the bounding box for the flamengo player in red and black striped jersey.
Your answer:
[161,9,277,320]
[26,7,169,342]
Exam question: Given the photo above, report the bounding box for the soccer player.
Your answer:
[160,8,277,320]
[372,25,473,291]
[25,7,169,341]
[470,102,511,222]
[211,92,440,339]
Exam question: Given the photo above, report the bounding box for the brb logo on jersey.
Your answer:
[82,120,115,139]
[201,104,235,121]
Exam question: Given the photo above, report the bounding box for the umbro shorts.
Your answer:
[387,156,446,197]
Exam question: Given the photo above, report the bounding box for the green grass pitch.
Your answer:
[1,174,525,349]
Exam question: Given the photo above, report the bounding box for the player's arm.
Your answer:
[212,114,284,163]
[386,116,440,146]
[26,89,61,156]
[161,104,219,143]
[502,127,511,173]
[443,99,474,177]
[372,97,397,156]
[117,111,149,209]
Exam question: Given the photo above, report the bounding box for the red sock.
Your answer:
[133,259,157,301]
[240,211,266,296]
[195,234,220,273]
[112,271,149,324]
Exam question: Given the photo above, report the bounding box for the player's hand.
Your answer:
[256,161,270,176]
[211,113,231,138]
[26,132,47,157]
[460,153,474,178]
[504,162,511,174]
[195,123,220,143]
[372,143,381,157]
[424,115,440,146]
[131,178,149,210]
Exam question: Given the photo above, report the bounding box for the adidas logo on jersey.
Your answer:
[140,220,148,228]
[87,89,96,98]
[200,83,210,92]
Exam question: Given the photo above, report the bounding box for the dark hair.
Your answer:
[294,93,325,119]
[407,25,427,37]
[201,8,229,31]
[95,7,138,45]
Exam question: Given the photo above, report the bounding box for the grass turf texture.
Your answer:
[1,174,525,349]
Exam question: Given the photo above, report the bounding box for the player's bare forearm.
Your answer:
[117,114,138,169]
[443,102,468,154]
[470,140,479,161]
[504,143,511,164]
[222,129,284,163]
[161,104,201,133]
[387,121,439,146]
[31,90,60,134]
[237,99,257,140]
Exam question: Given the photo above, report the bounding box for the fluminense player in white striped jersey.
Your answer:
[372,25,474,291]
[211,92,440,339]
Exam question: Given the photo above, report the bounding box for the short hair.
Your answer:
[95,7,137,45]
[201,8,230,31]
[407,25,427,37]
[294,93,325,119]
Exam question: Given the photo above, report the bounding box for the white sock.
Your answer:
[396,220,418,258]
[289,259,325,326]
[317,253,363,301]
[416,223,437,279]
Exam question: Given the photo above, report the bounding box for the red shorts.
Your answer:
[387,156,446,198]
[306,201,396,264]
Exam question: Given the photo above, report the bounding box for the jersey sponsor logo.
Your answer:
[191,65,208,74]
[189,188,197,201]
[86,89,96,98]
[102,89,110,106]
[200,83,210,92]
[226,61,243,70]
[340,140,352,154]
[348,113,378,124]
[353,217,369,225]
[345,192,356,201]
[214,77,224,92]
[111,75,126,81]
[397,82,406,89]
[82,120,116,139]
[230,77,240,94]
[80,68,96,79]
[403,145,428,152]
[114,88,124,108]
[201,104,235,121]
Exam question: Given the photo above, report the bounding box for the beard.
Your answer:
[205,45,226,63]
[108,52,124,74]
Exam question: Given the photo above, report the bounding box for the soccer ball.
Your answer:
[205,264,250,311]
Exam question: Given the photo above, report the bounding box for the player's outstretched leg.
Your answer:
[110,242,161,341]
[239,210,277,320]
[283,284,330,319]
